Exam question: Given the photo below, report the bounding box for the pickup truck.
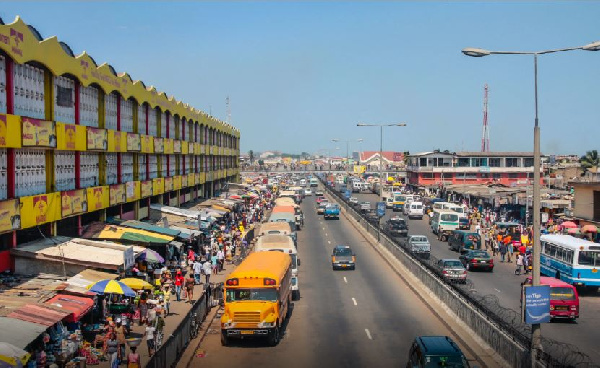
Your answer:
[324,204,340,220]
[359,202,371,213]
[408,235,431,260]
[385,217,409,237]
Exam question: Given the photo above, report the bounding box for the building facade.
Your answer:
[570,181,600,226]
[0,17,240,272]
[407,151,542,187]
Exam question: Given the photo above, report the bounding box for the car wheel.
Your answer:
[489,267,494,273]
[466,263,471,271]
[221,332,229,346]
[268,326,280,346]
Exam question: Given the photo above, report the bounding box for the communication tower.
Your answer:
[481,84,490,152]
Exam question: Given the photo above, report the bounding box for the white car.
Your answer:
[349,197,359,204]
[305,188,312,196]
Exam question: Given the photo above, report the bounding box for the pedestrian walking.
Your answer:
[174,271,184,302]
[192,258,202,284]
[163,286,171,316]
[203,259,212,284]
[144,321,156,357]
[105,333,119,368]
[515,253,524,275]
[127,346,141,368]
[185,272,195,303]
[217,248,225,272]
[499,243,507,262]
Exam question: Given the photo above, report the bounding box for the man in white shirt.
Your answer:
[217,249,225,272]
[192,258,202,284]
[202,260,212,284]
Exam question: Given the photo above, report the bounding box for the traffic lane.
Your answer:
[321,198,483,367]
[347,190,600,361]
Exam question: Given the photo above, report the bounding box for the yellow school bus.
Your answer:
[220,251,292,346]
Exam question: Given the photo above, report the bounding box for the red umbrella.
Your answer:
[582,224,598,233]
[561,221,578,229]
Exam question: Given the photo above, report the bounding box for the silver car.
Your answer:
[437,259,467,284]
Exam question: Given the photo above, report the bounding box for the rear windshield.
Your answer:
[412,204,423,209]
[424,356,468,367]
[452,207,464,213]
[550,287,576,301]
[470,251,489,258]
[444,261,463,268]
[412,237,428,242]
[334,248,353,256]
[440,214,459,222]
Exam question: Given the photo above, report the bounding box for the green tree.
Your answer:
[580,150,599,175]
[248,150,254,164]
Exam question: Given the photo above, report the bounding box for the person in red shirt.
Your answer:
[174,271,184,302]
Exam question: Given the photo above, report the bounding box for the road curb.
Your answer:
[328,192,508,368]
[178,304,223,368]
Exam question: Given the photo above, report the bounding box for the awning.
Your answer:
[82,222,174,244]
[44,295,94,323]
[7,304,70,326]
[169,226,203,237]
[170,241,184,250]
[65,269,117,295]
[0,317,48,349]
[121,220,181,237]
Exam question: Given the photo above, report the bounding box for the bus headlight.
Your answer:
[258,321,275,328]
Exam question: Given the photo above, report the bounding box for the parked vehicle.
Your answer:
[437,259,467,284]
[324,204,341,220]
[459,250,493,272]
[448,230,481,253]
[386,217,408,237]
[521,276,579,321]
[408,235,431,259]
[406,336,470,368]
[331,245,356,270]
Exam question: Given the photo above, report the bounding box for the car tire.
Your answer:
[489,267,494,273]
[466,263,471,271]
[221,332,229,346]
[268,326,280,346]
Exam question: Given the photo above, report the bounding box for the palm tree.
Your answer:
[580,150,599,175]
[248,150,254,165]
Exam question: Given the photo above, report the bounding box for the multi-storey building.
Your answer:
[0,17,240,272]
[406,151,542,188]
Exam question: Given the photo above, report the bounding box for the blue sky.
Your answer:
[2,2,598,156]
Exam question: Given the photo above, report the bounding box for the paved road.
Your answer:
[347,188,600,363]
[187,189,493,367]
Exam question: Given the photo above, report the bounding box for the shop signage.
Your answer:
[87,128,108,151]
[109,184,126,206]
[127,133,141,152]
[87,186,109,211]
[522,285,551,324]
[0,199,21,232]
[61,189,87,217]
[141,180,153,198]
[22,118,56,148]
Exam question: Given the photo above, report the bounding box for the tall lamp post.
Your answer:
[462,40,600,367]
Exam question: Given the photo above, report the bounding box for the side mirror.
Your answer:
[297,259,301,266]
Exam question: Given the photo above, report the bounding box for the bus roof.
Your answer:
[496,222,521,227]
[258,222,292,234]
[541,234,598,250]
[227,252,291,286]
[255,235,296,253]
[269,212,295,221]
[272,206,295,214]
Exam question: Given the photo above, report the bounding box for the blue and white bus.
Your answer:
[540,234,600,291]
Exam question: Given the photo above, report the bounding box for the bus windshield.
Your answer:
[226,288,278,302]
[452,207,464,213]
[395,195,406,202]
[440,214,459,222]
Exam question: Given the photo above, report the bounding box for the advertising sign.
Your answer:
[22,118,57,148]
[152,177,164,195]
[123,246,135,269]
[64,124,76,150]
[141,180,153,198]
[164,177,173,192]
[87,186,109,211]
[173,140,181,154]
[20,193,61,228]
[126,133,141,152]
[523,285,551,324]
[173,176,182,190]
[87,127,108,150]
[377,202,386,217]
[125,181,139,202]
[141,135,153,153]
[154,137,164,153]
[164,139,174,154]
[0,114,21,148]
[0,199,21,232]
[353,165,366,174]
[61,189,88,217]
[109,184,126,206]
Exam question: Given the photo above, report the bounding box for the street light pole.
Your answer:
[357,123,407,241]
[332,138,363,176]
[462,40,599,367]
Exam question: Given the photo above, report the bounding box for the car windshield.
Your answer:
[334,248,353,256]
[452,207,464,213]
[444,261,463,268]
[550,287,576,301]
[395,195,406,202]
[440,214,459,222]
[226,288,278,302]
[471,251,489,258]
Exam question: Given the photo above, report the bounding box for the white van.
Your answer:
[407,201,424,220]
[352,181,362,193]
[386,197,394,209]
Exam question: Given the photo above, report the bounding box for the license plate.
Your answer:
[556,306,568,311]
[241,330,254,335]
[480,261,486,263]
[342,264,347,268]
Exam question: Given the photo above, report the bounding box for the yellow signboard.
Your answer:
[152,177,164,195]
[87,127,108,151]
[61,189,87,217]
[22,118,57,148]
[141,180,153,198]
[164,177,173,192]
[20,192,61,228]
[140,135,153,153]
[164,139,174,154]
[173,140,181,154]
[109,184,126,206]
[0,199,21,233]
[353,165,366,174]
[154,137,164,153]
[127,133,141,152]
[56,123,86,151]
[173,175,182,190]
[0,114,22,148]
[108,130,127,152]
[187,173,195,187]
[87,186,109,211]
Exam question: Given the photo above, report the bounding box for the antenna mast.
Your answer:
[226,96,231,124]
[481,84,490,152]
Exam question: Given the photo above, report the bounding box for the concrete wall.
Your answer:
[574,185,597,220]
[15,258,88,277]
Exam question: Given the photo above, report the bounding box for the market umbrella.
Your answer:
[561,221,578,229]
[87,279,136,297]
[136,248,165,264]
[0,342,30,367]
[119,278,154,291]
[582,224,598,233]
[567,228,581,235]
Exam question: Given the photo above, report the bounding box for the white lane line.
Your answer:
[325,233,328,236]
[343,277,347,283]
[365,329,372,340]
[494,288,501,293]
[327,240,331,244]
[322,227,325,230]
[352,298,357,306]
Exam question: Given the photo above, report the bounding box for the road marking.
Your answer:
[352,298,357,306]
[325,233,328,236]
[327,240,331,244]
[365,329,372,340]
[494,288,501,293]
[322,227,325,230]
[343,277,347,283]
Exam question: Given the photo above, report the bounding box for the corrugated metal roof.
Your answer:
[0,317,48,349]
[8,303,70,326]
[121,220,181,237]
